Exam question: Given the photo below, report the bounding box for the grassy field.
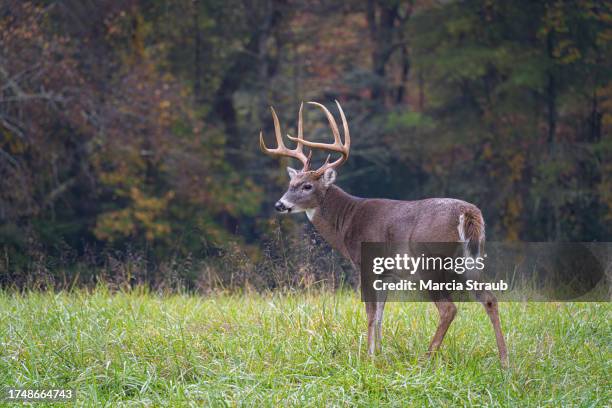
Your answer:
[0,288,610,407]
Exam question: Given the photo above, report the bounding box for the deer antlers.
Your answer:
[259,100,350,176]
[259,104,311,171]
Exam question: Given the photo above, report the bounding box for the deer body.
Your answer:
[310,185,480,259]
[260,101,508,366]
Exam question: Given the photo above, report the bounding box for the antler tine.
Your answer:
[271,106,285,150]
[259,105,310,170]
[297,102,304,150]
[335,100,350,155]
[286,102,305,155]
[286,100,350,175]
[308,102,342,147]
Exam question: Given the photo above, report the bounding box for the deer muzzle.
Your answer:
[275,201,290,213]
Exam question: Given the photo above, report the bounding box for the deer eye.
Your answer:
[303,184,313,191]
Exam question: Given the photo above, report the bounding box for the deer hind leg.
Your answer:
[427,298,457,356]
[475,290,508,367]
[365,301,386,355]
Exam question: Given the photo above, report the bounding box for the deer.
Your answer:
[259,101,508,367]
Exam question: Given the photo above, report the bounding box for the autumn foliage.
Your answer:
[1,0,610,289]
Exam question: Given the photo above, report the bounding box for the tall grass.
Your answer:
[0,287,609,406]
[1,224,352,293]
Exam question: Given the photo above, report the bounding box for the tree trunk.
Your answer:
[546,32,557,153]
[193,0,203,104]
[366,0,399,104]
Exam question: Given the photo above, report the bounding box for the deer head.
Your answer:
[259,101,350,214]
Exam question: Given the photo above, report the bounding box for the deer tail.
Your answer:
[458,208,485,258]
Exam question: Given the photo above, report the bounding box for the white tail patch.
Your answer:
[457,213,473,258]
[457,213,467,242]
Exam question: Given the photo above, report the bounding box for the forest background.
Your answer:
[1,0,610,290]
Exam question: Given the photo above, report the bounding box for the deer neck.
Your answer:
[309,185,360,255]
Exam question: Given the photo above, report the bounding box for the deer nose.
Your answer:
[275,201,287,212]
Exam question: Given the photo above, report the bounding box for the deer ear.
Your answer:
[287,167,298,180]
[322,168,336,186]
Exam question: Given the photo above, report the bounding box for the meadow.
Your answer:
[0,288,610,407]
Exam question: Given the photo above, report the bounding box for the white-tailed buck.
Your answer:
[259,101,508,366]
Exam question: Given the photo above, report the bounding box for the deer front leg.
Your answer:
[365,302,377,355]
[366,301,386,355]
